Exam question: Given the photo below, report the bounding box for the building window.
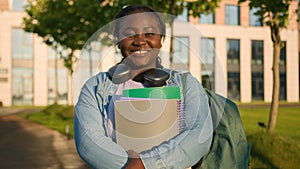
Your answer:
[227,39,240,64]
[172,37,189,71]
[280,42,287,66]
[12,28,33,105]
[280,41,287,100]
[225,5,240,25]
[250,7,263,26]
[251,40,263,65]
[228,73,240,100]
[200,13,215,24]
[48,47,68,105]
[48,68,68,105]
[251,40,264,100]
[12,29,33,59]
[227,39,240,100]
[201,37,215,90]
[12,68,33,105]
[12,0,26,11]
[80,41,102,76]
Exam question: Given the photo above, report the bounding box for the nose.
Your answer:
[133,34,146,46]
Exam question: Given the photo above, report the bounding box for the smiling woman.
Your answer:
[74,5,213,169]
[117,13,162,75]
[114,7,165,77]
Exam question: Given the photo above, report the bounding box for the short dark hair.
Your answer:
[113,5,166,43]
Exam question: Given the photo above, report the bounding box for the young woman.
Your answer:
[74,5,213,169]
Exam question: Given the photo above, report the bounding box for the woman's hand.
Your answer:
[125,150,145,169]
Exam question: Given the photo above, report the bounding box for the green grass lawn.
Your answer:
[21,103,300,168]
[21,104,75,138]
[239,105,300,169]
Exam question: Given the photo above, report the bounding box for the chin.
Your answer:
[129,61,155,70]
[124,54,157,69]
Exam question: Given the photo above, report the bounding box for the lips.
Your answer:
[130,50,150,57]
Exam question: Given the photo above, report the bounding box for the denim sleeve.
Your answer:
[74,77,128,169]
[140,74,213,169]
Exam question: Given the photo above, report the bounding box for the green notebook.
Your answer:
[122,86,182,99]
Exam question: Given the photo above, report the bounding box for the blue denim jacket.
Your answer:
[74,70,213,169]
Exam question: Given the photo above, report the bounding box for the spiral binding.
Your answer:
[178,87,185,133]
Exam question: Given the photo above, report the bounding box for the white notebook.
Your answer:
[114,98,182,153]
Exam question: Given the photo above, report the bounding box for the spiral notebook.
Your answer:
[122,86,184,132]
[114,86,184,152]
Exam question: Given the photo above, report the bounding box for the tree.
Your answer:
[24,0,221,70]
[23,0,221,104]
[238,0,298,133]
[23,0,118,73]
[23,0,118,104]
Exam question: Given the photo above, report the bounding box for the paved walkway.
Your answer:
[0,107,90,169]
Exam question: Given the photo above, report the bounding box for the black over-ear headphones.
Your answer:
[108,63,170,87]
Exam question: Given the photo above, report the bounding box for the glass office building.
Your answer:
[0,0,299,106]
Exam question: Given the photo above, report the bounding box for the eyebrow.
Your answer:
[122,26,159,32]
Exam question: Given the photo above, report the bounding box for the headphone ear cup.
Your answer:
[108,63,131,84]
[142,68,170,87]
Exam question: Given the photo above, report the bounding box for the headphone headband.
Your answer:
[108,64,169,87]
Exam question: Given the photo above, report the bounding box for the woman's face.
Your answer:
[117,13,163,69]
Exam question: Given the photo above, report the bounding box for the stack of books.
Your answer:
[114,86,184,152]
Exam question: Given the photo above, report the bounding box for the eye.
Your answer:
[123,32,136,39]
[145,32,155,37]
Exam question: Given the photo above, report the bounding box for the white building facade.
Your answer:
[0,0,299,106]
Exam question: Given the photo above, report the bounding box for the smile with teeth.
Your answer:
[131,50,149,56]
